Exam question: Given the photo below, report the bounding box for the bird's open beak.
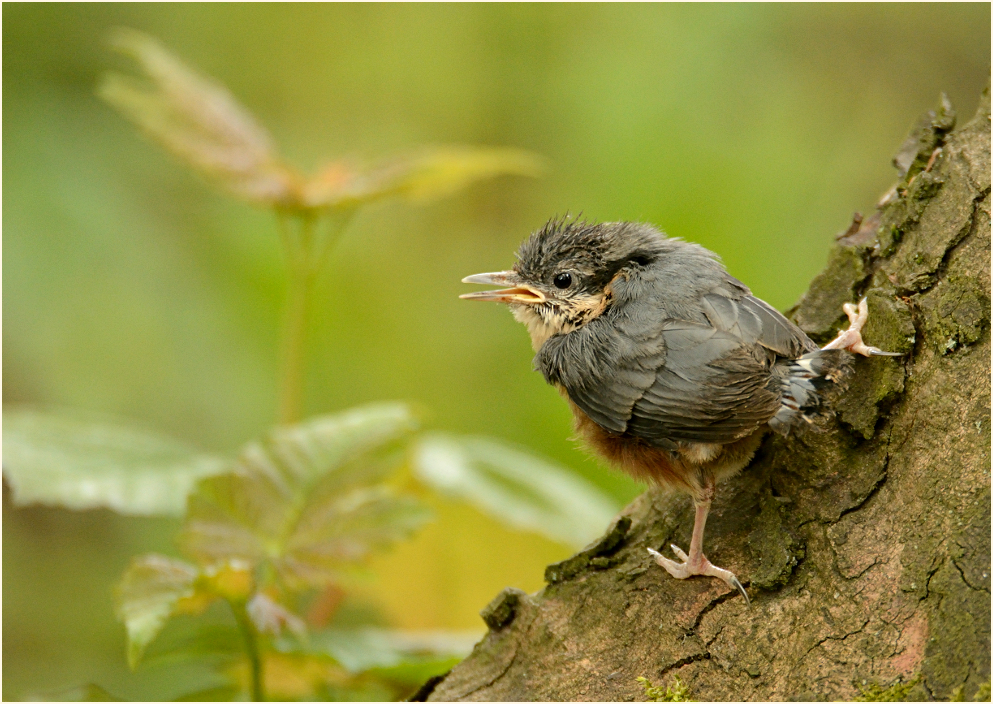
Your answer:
[460,271,545,304]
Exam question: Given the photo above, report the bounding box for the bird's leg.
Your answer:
[647,481,749,604]
[821,298,902,357]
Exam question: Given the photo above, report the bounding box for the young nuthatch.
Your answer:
[462,219,898,603]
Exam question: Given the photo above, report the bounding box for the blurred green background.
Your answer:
[3,3,989,699]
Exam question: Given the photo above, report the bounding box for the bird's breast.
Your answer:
[565,396,765,499]
[566,399,698,494]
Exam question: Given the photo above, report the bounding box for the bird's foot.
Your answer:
[647,546,750,604]
[822,298,902,357]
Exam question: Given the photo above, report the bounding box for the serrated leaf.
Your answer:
[279,627,480,673]
[282,487,429,585]
[116,554,200,669]
[179,403,431,588]
[413,433,620,548]
[301,147,547,209]
[99,28,299,206]
[2,408,228,515]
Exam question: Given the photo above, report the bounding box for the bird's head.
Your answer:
[461,218,668,350]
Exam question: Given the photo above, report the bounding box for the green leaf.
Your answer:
[99,28,298,206]
[139,623,244,669]
[172,684,240,702]
[301,147,546,209]
[279,627,480,673]
[322,681,396,703]
[2,408,228,515]
[179,403,431,588]
[413,433,620,549]
[366,656,464,688]
[115,554,200,669]
[25,683,125,701]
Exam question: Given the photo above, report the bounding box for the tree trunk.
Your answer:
[423,88,991,702]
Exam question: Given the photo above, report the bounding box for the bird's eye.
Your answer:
[553,272,573,289]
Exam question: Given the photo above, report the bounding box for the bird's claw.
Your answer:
[647,547,750,605]
[865,347,903,357]
[823,298,903,357]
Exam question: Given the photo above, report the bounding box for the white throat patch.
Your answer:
[512,305,560,351]
[510,291,610,352]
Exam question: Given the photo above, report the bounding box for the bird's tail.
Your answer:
[768,348,852,434]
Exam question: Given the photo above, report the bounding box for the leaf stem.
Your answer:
[275,209,354,425]
[231,599,265,702]
[277,213,318,425]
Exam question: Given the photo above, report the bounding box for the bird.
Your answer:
[461,218,899,603]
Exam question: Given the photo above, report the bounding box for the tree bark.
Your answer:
[424,88,991,702]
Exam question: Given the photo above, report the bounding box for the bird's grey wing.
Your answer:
[534,311,667,438]
[630,288,816,444]
[626,320,782,446]
[699,289,816,359]
[535,282,811,448]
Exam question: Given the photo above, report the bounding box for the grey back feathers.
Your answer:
[524,219,849,448]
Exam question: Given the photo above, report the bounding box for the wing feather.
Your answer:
[533,268,816,449]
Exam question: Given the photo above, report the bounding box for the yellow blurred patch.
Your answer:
[357,496,571,629]
[173,589,217,616]
[202,561,254,602]
[228,652,348,701]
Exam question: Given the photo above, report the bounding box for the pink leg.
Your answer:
[648,483,749,604]
[822,298,902,357]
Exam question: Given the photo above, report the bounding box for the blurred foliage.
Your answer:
[3,408,226,515]
[414,433,617,548]
[3,3,989,701]
[106,402,451,699]
[176,404,428,587]
[5,28,602,701]
[98,29,544,212]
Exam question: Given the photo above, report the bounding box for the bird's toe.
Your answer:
[700,561,751,605]
[647,547,692,579]
[823,299,901,357]
[648,547,750,604]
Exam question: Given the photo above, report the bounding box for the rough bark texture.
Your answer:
[425,90,991,702]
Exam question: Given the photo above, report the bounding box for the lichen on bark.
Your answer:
[420,89,991,703]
